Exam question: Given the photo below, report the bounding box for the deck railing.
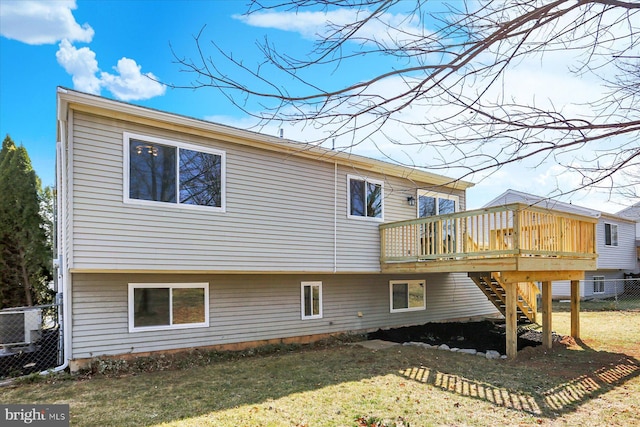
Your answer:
[380,203,597,263]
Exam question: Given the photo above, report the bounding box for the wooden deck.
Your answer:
[380,203,597,274]
[379,203,598,358]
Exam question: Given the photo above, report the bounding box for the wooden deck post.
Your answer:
[571,280,580,339]
[505,281,518,359]
[542,281,553,349]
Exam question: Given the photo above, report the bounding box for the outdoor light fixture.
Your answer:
[407,196,416,206]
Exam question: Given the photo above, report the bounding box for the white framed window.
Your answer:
[593,276,605,294]
[604,223,618,246]
[417,190,459,218]
[301,281,322,319]
[124,132,226,211]
[128,283,209,332]
[390,280,426,313]
[347,175,384,221]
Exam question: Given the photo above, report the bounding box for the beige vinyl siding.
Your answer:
[69,111,464,272]
[71,112,335,271]
[70,272,498,359]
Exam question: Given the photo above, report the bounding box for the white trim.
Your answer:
[123,132,226,212]
[346,174,384,222]
[301,281,323,320]
[128,282,210,333]
[389,279,426,313]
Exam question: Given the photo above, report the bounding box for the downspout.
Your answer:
[42,94,71,374]
[334,162,338,273]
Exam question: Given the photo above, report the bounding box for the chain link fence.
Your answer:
[580,277,640,311]
[0,301,63,379]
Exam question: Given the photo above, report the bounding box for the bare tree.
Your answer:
[172,0,640,200]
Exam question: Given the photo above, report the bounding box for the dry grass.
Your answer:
[1,311,639,426]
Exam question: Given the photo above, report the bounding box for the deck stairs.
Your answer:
[470,273,539,324]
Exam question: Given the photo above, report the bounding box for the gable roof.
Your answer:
[483,189,602,218]
[617,202,640,222]
[56,87,473,191]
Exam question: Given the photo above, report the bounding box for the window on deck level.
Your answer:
[126,133,225,210]
[348,175,383,220]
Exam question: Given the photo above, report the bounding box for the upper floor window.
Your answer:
[348,175,383,220]
[125,133,225,210]
[417,190,458,218]
[604,223,618,246]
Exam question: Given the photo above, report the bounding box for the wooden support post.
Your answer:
[542,281,553,349]
[505,281,518,359]
[571,280,580,339]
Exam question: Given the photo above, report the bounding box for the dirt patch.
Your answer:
[368,320,563,354]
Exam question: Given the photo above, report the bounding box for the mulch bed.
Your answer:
[368,320,556,354]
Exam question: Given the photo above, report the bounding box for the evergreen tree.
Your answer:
[0,135,52,308]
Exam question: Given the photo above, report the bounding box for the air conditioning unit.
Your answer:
[0,309,42,346]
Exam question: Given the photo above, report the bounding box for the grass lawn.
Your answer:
[1,311,639,427]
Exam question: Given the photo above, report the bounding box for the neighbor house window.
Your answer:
[125,133,225,210]
[348,175,383,220]
[301,282,322,319]
[593,276,605,294]
[128,283,209,332]
[390,280,426,312]
[604,223,618,246]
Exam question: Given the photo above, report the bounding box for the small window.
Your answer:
[390,280,426,312]
[348,175,383,220]
[301,282,322,319]
[604,223,618,246]
[125,133,225,210]
[128,283,209,332]
[593,276,605,294]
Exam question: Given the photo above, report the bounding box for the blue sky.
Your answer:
[0,0,636,212]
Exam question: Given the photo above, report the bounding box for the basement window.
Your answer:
[301,282,323,319]
[128,283,209,332]
[390,280,426,313]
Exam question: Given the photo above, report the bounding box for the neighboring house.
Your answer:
[56,88,503,369]
[484,189,637,299]
[616,202,640,274]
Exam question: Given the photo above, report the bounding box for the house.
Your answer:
[484,189,637,299]
[617,202,640,274]
[55,89,597,367]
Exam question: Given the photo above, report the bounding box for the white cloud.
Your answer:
[101,58,166,101]
[0,0,93,45]
[234,9,425,47]
[56,40,166,101]
[55,39,100,94]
